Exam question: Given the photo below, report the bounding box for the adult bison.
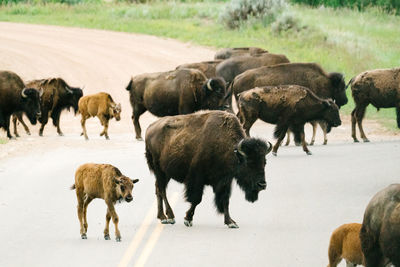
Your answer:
[214,47,268,60]
[360,184,400,267]
[238,85,341,155]
[216,53,290,85]
[232,63,347,145]
[145,110,272,228]
[0,71,41,139]
[126,68,227,140]
[349,67,400,143]
[176,60,222,78]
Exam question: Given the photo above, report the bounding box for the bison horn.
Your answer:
[237,139,247,158]
[21,88,28,98]
[39,88,44,97]
[206,79,213,91]
[65,86,73,94]
[266,141,272,154]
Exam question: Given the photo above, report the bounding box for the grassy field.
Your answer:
[0,2,399,129]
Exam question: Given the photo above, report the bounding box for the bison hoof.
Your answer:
[104,234,110,240]
[58,132,64,136]
[227,222,239,229]
[81,233,87,239]
[363,139,370,143]
[136,137,143,141]
[309,141,314,146]
[167,218,175,224]
[27,132,31,135]
[15,134,20,138]
[161,219,169,224]
[106,136,110,140]
[272,152,277,157]
[184,219,193,227]
[306,151,312,155]
[116,237,121,242]
[323,141,327,145]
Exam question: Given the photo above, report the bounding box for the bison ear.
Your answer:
[234,149,246,164]
[114,177,121,184]
[132,179,139,184]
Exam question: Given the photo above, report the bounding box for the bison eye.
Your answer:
[120,185,125,192]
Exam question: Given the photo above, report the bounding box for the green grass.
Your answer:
[0,138,8,144]
[0,2,399,130]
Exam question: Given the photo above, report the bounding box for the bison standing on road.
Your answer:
[145,110,272,228]
[360,184,400,267]
[232,63,347,145]
[349,67,400,143]
[238,86,341,155]
[13,77,83,136]
[176,60,222,78]
[0,70,41,139]
[214,47,268,60]
[78,92,122,140]
[126,68,227,140]
[216,53,290,85]
[71,163,139,242]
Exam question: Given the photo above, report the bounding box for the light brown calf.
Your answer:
[327,223,365,267]
[78,92,121,140]
[71,163,139,241]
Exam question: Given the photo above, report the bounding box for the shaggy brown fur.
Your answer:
[78,92,121,140]
[176,60,222,78]
[349,68,400,142]
[238,85,341,155]
[216,53,290,84]
[360,184,400,267]
[71,163,139,241]
[327,223,365,267]
[145,110,271,228]
[214,47,268,60]
[125,68,227,140]
[0,71,41,139]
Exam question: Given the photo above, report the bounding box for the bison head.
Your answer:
[200,77,227,110]
[110,103,122,121]
[234,138,272,203]
[329,72,348,107]
[322,99,341,132]
[21,88,41,125]
[53,78,83,113]
[115,176,139,203]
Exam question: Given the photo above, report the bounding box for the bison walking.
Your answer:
[238,86,341,155]
[126,68,227,140]
[0,71,41,139]
[360,184,400,267]
[71,163,139,241]
[145,110,272,228]
[349,68,400,142]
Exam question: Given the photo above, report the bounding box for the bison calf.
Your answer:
[78,92,121,140]
[327,223,365,267]
[71,163,139,241]
[238,85,341,155]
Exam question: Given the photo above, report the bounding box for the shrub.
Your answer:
[271,12,303,33]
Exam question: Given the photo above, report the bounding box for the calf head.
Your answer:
[329,72,348,107]
[322,99,341,132]
[21,88,42,125]
[110,103,122,121]
[114,176,139,203]
[201,77,227,110]
[234,138,272,203]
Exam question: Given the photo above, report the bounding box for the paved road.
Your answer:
[0,137,398,267]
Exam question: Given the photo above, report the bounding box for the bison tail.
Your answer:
[396,107,400,128]
[70,184,76,190]
[345,77,354,90]
[273,125,287,140]
[125,79,133,91]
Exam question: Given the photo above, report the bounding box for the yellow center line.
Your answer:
[133,192,180,267]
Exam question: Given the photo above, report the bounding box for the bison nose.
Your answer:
[125,195,133,202]
[257,181,267,190]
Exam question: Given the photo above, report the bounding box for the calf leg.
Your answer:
[99,116,110,140]
[105,200,121,242]
[132,105,146,141]
[309,121,317,146]
[81,116,89,140]
[82,196,94,233]
[75,189,86,239]
[104,209,112,240]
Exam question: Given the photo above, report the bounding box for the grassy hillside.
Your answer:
[0,2,399,129]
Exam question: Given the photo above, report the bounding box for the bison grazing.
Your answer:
[214,47,268,60]
[327,223,365,267]
[349,68,400,143]
[71,163,139,241]
[232,63,347,145]
[78,92,122,140]
[145,110,272,228]
[126,68,228,140]
[14,77,83,136]
[360,184,400,267]
[216,53,290,85]
[0,71,41,139]
[238,86,341,155]
[176,60,222,78]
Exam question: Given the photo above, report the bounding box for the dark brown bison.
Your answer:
[125,68,227,140]
[145,110,272,228]
[78,92,121,140]
[349,68,400,143]
[214,47,268,60]
[0,71,41,139]
[176,60,222,78]
[360,184,400,267]
[232,63,347,145]
[238,85,341,155]
[13,77,83,136]
[71,163,139,241]
[216,53,290,85]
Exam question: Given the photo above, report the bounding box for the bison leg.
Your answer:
[83,196,94,234]
[300,130,312,155]
[99,116,110,140]
[272,125,288,156]
[354,104,369,142]
[319,121,328,145]
[284,130,291,146]
[75,189,87,239]
[39,109,49,136]
[12,114,20,138]
[309,121,317,146]
[104,209,111,240]
[4,115,14,139]
[155,179,175,224]
[81,116,89,140]
[214,184,238,228]
[19,114,31,135]
[105,200,121,242]
[132,105,146,141]
[184,178,204,227]
[361,225,384,267]
[351,108,359,142]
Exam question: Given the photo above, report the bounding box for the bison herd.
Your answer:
[1,46,399,266]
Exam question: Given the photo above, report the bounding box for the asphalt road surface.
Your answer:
[0,22,399,267]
